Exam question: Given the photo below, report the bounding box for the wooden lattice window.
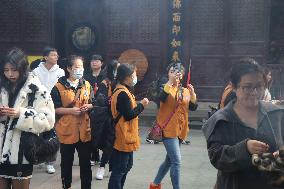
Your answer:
[135,0,160,43]
[191,0,225,42]
[105,0,160,43]
[23,0,50,42]
[231,0,266,41]
[0,0,52,43]
[105,0,132,43]
[0,0,21,42]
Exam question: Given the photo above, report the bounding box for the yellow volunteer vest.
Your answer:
[55,80,91,144]
[111,84,140,152]
[157,86,190,140]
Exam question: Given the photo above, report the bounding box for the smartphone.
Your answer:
[174,63,182,73]
[174,63,183,80]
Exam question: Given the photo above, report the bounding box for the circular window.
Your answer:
[118,49,148,81]
[71,25,96,51]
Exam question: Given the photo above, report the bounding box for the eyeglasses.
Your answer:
[238,84,265,94]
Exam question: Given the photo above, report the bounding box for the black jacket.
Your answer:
[89,80,112,151]
[202,101,284,189]
[84,70,106,88]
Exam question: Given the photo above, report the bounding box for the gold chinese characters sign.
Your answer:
[169,0,184,63]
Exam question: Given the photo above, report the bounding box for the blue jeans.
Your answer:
[153,138,181,189]
[108,149,133,189]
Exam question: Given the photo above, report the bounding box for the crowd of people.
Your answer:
[0,47,283,189]
[0,47,199,189]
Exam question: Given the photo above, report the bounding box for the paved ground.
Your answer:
[30,127,217,189]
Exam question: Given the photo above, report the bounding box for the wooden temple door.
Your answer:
[186,0,270,101]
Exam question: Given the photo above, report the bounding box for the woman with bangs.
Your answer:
[0,48,55,189]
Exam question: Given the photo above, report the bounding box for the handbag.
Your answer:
[148,103,179,141]
[18,84,59,167]
[21,129,59,165]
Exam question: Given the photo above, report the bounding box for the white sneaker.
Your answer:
[90,161,95,166]
[46,165,55,174]
[107,171,112,178]
[96,167,105,180]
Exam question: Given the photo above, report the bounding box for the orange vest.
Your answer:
[220,84,233,109]
[111,84,140,152]
[157,86,190,140]
[55,81,91,144]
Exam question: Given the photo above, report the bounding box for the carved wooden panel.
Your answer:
[22,0,50,42]
[230,0,266,41]
[191,0,225,42]
[0,0,21,42]
[188,0,269,101]
[105,0,161,44]
[191,58,228,86]
[105,0,132,43]
[135,0,160,43]
[0,0,54,55]
[102,0,165,99]
[229,43,265,55]
[191,45,225,56]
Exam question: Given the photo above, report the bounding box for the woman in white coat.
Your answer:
[0,48,55,189]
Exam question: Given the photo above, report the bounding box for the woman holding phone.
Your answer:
[0,48,55,189]
[149,62,198,189]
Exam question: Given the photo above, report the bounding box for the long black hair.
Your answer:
[107,59,119,82]
[0,48,29,95]
[264,67,273,90]
[106,59,120,91]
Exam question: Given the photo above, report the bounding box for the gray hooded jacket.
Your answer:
[202,101,284,189]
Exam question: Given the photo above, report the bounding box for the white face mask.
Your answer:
[131,76,138,86]
[113,70,117,78]
[73,69,84,79]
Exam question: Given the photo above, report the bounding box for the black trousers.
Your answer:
[60,141,92,189]
[91,148,100,162]
[100,148,113,170]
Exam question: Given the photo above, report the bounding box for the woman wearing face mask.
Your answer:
[108,63,149,189]
[0,48,55,189]
[51,55,93,189]
[92,59,120,180]
[149,62,198,189]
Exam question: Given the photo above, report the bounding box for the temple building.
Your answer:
[0,0,283,101]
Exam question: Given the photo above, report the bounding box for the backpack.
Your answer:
[89,83,121,152]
